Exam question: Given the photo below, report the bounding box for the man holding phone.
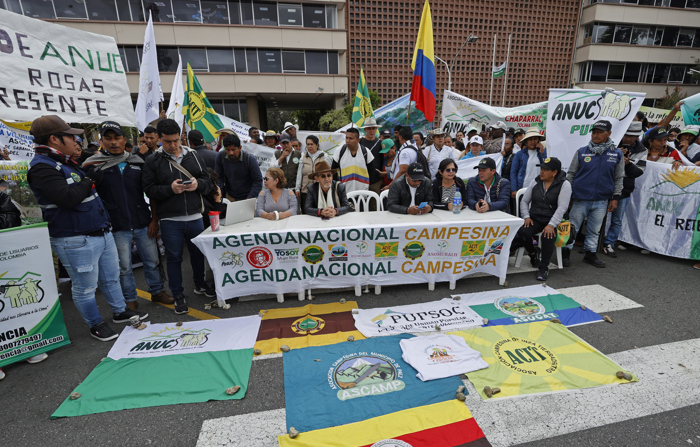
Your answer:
[387,163,433,215]
[466,157,511,213]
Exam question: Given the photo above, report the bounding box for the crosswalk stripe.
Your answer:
[557,285,644,313]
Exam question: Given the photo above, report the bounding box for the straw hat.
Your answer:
[520,128,545,143]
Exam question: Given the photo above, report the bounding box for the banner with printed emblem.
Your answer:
[283,334,463,433]
[353,298,482,338]
[255,301,365,355]
[0,160,42,226]
[0,121,35,161]
[52,316,260,418]
[0,223,70,368]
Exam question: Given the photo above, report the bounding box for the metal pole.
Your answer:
[489,34,496,106]
[449,33,476,78]
[435,56,451,91]
[502,34,511,107]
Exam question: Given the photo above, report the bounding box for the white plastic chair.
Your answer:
[378,189,390,212]
[347,190,380,213]
[514,187,563,269]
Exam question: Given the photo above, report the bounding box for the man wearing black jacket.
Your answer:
[387,163,433,215]
[142,119,214,315]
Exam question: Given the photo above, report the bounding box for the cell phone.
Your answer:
[181,179,194,185]
[418,202,428,209]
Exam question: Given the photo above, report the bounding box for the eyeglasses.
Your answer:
[264,177,271,181]
[318,173,333,179]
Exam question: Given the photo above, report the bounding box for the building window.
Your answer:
[596,24,614,44]
[607,63,625,82]
[181,48,208,71]
[86,0,119,20]
[246,48,259,72]
[234,48,247,72]
[208,48,235,72]
[668,65,686,83]
[240,0,254,24]
[143,0,174,22]
[303,3,325,28]
[253,1,277,25]
[613,25,632,44]
[661,27,679,46]
[278,3,301,26]
[157,47,179,72]
[630,26,650,46]
[328,51,338,74]
[305,51,328,74]
[590,62,608,82]
[54,0,87,19]
[677,28,695,46]
[201,0,230,24]
[172,0,201,22]
[282,51,305,72]
[623,63,641,82]
[258,49,282,72]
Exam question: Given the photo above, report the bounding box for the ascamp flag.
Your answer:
[492,61,507,79]
[453,285,603,327]
[183,63,224,142]
[451,321,637,400]
[284,334,463,433]
[52,316,261,418]
[278,401,492,447]
[134,12,163,131]
[255,301,365,355]
[351,67,376,128]
[410,0,436,122]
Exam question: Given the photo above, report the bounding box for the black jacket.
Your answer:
[0,192,21,229]
[142,148,214,220]
[387,175,433,214]
[432,177,466,210]
[620,139,647,198]
[192,144,218,170]
[305,181,352,217]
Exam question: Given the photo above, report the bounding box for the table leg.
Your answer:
[428,282,435,291]
[375,285,381,295]
[298,291,305,301]
[449,280,456,290]
[277,294,284,303]
[355,286,362,297]
[499,277,506,286]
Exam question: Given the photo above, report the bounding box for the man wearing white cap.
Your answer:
[422,128,454,180]
[459,136,486,160]
[484,121,507,154]
[281,122,299,141]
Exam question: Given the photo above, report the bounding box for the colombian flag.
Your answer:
[410,1,436,123]
[278,401,491,447]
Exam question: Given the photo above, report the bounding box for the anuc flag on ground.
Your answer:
[410,0,436,122]
[183,63,224,142]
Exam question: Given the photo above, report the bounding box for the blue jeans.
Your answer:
[159,219,206,296]
[604,197,630,246]
[566,200,608,253]
[113,227,165,302]
[51,232,126,327]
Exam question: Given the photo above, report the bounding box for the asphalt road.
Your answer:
[1,246,699,447]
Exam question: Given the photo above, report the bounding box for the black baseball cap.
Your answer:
[380,129,392,137]
[280,136,291,143]
[188,129,204,145]
[591,120,612,132]
[474,157,497,170]
[537,157,562,172]
[514,129,526,136]
[100,121,124,137]
[647,126,669,140]
[407,162,425,181]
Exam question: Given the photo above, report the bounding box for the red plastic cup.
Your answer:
[209,211,220,232]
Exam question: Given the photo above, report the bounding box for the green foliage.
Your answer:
[656,85,688,110]
[266,110,296,133]
[292,110,322,130]
[319,109,351,131]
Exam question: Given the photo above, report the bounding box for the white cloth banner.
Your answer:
[546,89,644,170]
[0,122,34,161]
[456,153,503,178]
[217,114,252,144]
[440,90,547,137]
[134,13,163,131]
[165,54,185,130]
[107,316,261,360]
[619,161,700,260]
[0,9,135,126]
[353,298,482,337]
[400,334,488,381]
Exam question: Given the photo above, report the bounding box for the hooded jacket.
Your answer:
[620,138,647,198]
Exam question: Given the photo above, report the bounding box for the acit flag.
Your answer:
[352,68,376,128]
[183,63,225,142]
[278,401,492,447]
[254,301,365,355]
[410,1,436,122]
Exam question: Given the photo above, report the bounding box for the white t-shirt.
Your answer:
[400,334,489,382]
[333,146,374,193]
[523,150,540,189]
[407,176,418,207]
[423,144,454,181]
[393,142,418,174]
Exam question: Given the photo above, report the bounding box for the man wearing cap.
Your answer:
[275,137,302,191]
[28,115,147,341]
[332,127,375,196]
[380,129,393,141]
[215,133,263,202]
[83,121,173,311]
[466,157,511,213]
[601,121,648,258]
[513,129,525,151]
[213,127,236,152]
[646,127,683,167]
[565,120,624,268]
[305,160,352,218]
[387,162,433,215]
[264,130,281,150]
[460,136,486,160]
[136,125,159,160]
[188,130,217,169]
[281,122,298,141]
[676,126,700,164]
[360,118,384,206]
[484,121,507,154]
[510,129,547,195]
[423,128,454,181]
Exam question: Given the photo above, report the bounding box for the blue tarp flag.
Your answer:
[681,93,700,126]
[283,334,464,433]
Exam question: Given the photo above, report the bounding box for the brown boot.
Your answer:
[152,291,174,305]
[125,301,139,311]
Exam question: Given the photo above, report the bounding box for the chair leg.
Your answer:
[514,247,525,268]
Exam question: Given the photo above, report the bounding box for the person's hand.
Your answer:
[263,212,275,220]
[476,200,489,213]
[171,179,187,194]
[672,160,683,171]
[523,217,533,228]
[381,184,391,191]
[419,205,432,214]
[542,225,556,239]
[511,191,517,198]
[295,190,300,199]
[608,199,618,213]
[160,110,167,119]
[447,202,453,211]
[183,178,198,191]
[378,169,387,178]
[624,155,630,164]
[407,205,420,215]
[673,101,684,111]
[1,147,10,160]
[213,185,222,202]
[537,142,545,153]
[147,220,159,239]
[138,143,149,155]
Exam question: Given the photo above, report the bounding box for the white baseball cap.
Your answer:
[469,136,484,145]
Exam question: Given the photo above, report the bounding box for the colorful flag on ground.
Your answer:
[351,67,376,128]
[353,298,482,337]
[451,321,637,400]
[278,401,491,447]
[410,0,436,122]
[492,62,506,79]
[283,334,463,433]
[52,316,261,418]
[183,63,224,142]
[255,301,365,355]
[453,285,603,327]
[134,12,163,131]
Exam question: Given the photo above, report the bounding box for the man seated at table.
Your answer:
[387,162,433,215]
[466,157,511,213]
[305,161,352,218]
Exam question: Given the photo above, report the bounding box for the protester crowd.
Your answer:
[0,100,697,380]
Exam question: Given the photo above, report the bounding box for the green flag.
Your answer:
[493,61,506,79]
[351,67,375,127]
[182,62,224,142]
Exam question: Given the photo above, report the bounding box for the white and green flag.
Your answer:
[493,62,507,78]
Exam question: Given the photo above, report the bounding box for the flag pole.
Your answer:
[489,34,496,106]
[501,34,511,107]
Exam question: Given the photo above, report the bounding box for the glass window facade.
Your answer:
[584,22,699,47]
[578,61,699,84]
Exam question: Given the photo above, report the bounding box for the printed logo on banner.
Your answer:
[129,326,211,355]
[652,167,700,196]
[187,91,207,122]
[291,315,325,334]
[0,272,44,314]
[329,354,405,401]
[329,244,348,262]
[274,248,299,263]
[486,239,503,255]
[302,245,325,264]
[371,440,413,447]
[461,240,486,257]
[371,309,405,327]
[493,336,559,376]
[494,296,559,323]
[402,241,425,260]
[246,247,273,269]
[427,240,458,257]
[219,251,244,268]
[375,242,398,258]
[425,344,457,365]
[436,240,449,252]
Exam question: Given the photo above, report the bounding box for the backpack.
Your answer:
[336,144,369,166]
[398,143,431,179]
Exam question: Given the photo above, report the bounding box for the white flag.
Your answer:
[134,12,163,131]
[166,53,185,130]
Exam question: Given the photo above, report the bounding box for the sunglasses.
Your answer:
[318,173,333,179]
[444,168,457,173]
[264,177,272,181]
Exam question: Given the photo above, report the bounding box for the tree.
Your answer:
[319,109,350,131]
[266,110,296,133]
[656,85,688,110]
[292,110,322,130]
[318,89,383,131]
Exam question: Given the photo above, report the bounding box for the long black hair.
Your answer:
[435,158,457,180]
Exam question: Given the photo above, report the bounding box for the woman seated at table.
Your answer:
[305,161,352,218]
[256,167,298,220]
[432,158,466,211]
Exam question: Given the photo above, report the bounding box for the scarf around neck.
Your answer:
[587,137,617,155]
[82,149,145,171]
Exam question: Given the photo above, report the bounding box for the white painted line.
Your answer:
[253,353,281,361]
[197,408,286,447]
[558,285,644,314]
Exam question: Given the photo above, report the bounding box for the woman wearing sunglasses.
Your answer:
[256,167,298,220]
[304,161,352,218]
[432,158,466,211]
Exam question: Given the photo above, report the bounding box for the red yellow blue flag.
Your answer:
[410,1,436,122]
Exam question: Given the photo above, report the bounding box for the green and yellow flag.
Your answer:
[182,62,224,142]
[351,67,375,127]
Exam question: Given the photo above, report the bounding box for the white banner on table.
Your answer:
[619,161,700,260]
[546,89,644,169]
[0,9,136,126]
[353,298,482,337]
[456,153,503,178]
[0,121,34,161]
[108,316,261,360]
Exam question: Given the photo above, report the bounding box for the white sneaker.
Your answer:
[26,353,48,364]
[641,249,650,255]
[603,244,617,258]
[617,244,627,251]
[0,368,5,380]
